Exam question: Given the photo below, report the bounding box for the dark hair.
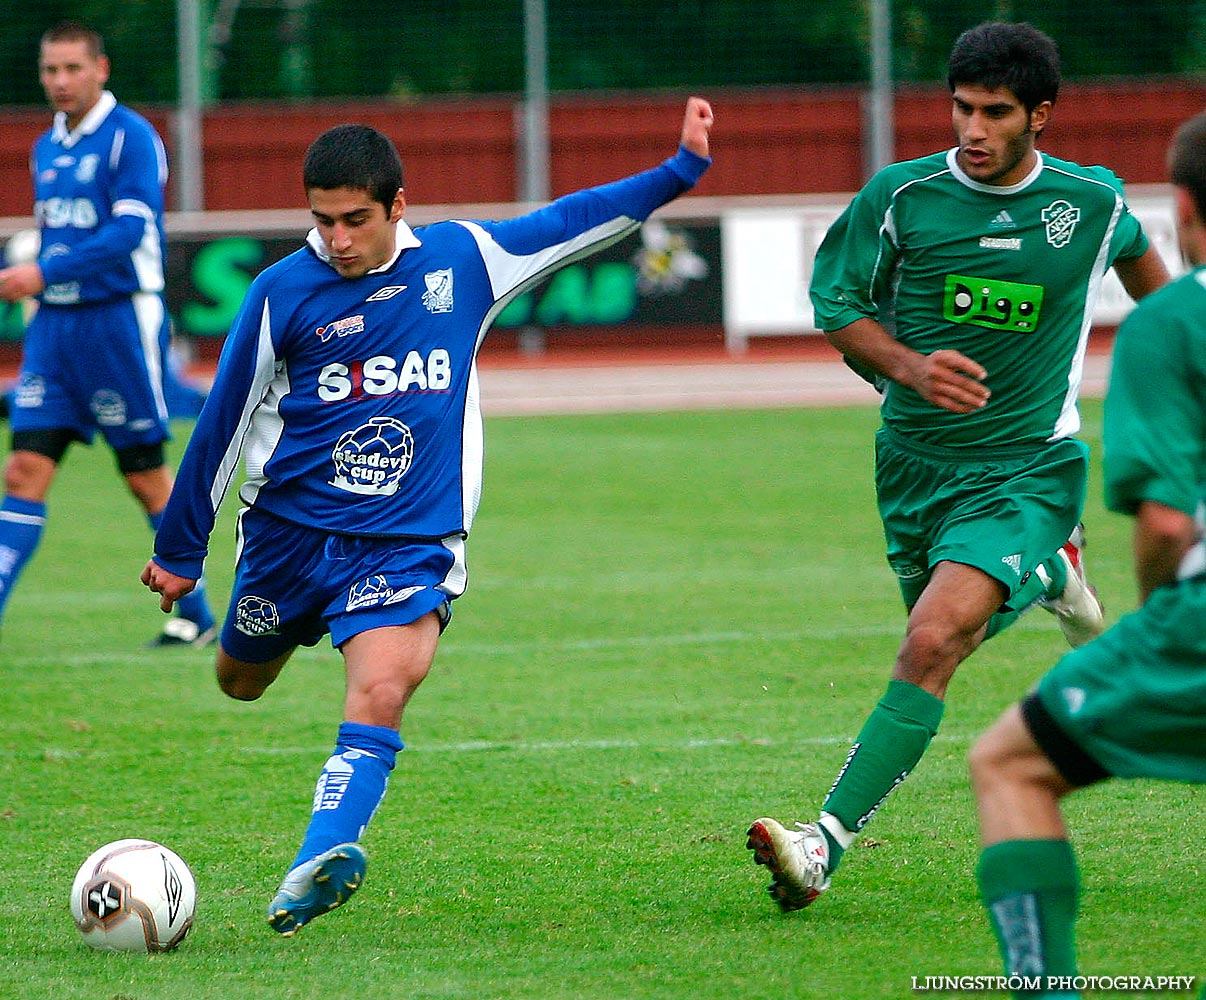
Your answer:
[302,124,404,211]
[947,22,1060,112]
[1170,111,1206,222]
[41,21,105,59]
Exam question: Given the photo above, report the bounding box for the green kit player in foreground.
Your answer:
[968,109,1206,997]
[746,21,1171,910]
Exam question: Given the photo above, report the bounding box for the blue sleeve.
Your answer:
[152,277,277,578]
[39,119,166,287]
[485,146,709,256]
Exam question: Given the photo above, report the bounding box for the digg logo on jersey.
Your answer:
[317,350,452,401]
[315,314,366,343]
[422,269,454,313]
[330,416,415,496]
[235,594,281,636]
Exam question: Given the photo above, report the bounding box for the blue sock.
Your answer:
[148,510,214,630]
[0,497,47,624]
[290,722,404,871]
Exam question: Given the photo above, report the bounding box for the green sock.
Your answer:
[978,839,1079,994]
[819,679,944,872]
[1040,553,1068,600]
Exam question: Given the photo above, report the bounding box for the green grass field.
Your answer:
[0,401,1200,1000]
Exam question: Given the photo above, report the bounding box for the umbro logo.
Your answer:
[989,210,1016,230]
[366,285,407,302]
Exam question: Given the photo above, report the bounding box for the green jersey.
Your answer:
[810,149,1149,449]
[1103,266,1206,576]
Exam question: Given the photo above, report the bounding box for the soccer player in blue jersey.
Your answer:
[142,97,714,934]
[969,109,1206,997]
[0,22,215,647]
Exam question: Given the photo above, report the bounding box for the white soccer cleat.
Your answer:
[147,617,218,649]
[746,817,831,911]
[1038,524,1104,649]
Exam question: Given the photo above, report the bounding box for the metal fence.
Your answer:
[2,0,1203,107]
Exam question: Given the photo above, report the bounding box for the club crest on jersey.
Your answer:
[422,269,454,313]
[75,154,100,184]
[315,314,365,343]
[330,416,415,496]
[1041,199,1081,248]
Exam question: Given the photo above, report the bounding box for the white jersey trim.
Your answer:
[229,300,289,511]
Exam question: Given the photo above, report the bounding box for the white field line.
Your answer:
[37,730,975,763]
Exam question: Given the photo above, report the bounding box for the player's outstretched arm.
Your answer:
[680,97,714,159]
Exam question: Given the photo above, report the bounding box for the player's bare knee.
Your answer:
[217,672,267,702]
[895,622,971,692]
[216,658,274,702]
[3,450,56,498]
[967,725,1009,793]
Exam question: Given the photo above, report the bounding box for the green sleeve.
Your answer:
[809,174,899,333]
[1103,284,1205,516]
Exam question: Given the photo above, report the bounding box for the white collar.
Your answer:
[307,218,423,273]
[946,146,1044,195]
[52,90,117,148]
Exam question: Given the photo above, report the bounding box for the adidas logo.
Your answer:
[989,210,1016,230]
[1001,553,1023,574]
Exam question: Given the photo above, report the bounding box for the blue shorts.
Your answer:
[220,507,462,662]
[11,295,171,451]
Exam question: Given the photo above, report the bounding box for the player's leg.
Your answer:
[982,441,1100,649]
[748,560,997,910]
[974,584,1206,993]
[268,611,444,935]
[0,430,72,628]
[1032,523,1104,648]
[970,701,1089,995]
[0,304,85,630]
[266,534,458,934]
[96,296,216,647]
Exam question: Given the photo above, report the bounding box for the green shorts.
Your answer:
[1032,575,1206,784]
[875,427,1089,610]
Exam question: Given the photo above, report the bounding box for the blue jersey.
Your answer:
[31,90,168,305]
[153,146,709,580]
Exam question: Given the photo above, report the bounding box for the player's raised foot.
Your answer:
[146,617,218,649]
[1038,524,1104,649]
[746,818,830,912]
[267,843,367,936]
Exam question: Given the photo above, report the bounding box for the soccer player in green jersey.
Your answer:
[746,21,1171,911]
[968,109,1206,996]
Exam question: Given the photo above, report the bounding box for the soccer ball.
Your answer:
[70,839,196,952]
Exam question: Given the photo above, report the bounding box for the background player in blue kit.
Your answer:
[142,97,714,934]
[0,21,215,647]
